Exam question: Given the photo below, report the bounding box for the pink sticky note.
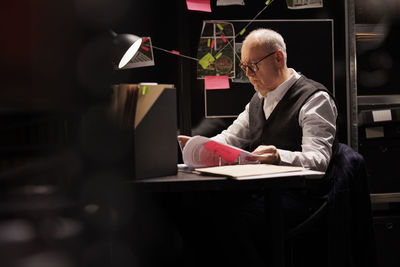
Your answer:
[204,140,242,162]
[171,50,180,55]
[186,0,211,12]
[204,76,230,90]
[221,34,227,43]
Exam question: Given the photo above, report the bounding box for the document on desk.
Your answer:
[194,164,306,179]
[182,135,259,168]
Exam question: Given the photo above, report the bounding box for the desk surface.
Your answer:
[130,169,324,192]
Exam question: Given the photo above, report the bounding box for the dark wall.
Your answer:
[0,0,349,141]
[106,1,349,142]
[172,1,348,142]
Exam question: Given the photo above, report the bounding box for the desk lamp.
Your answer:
[112,31,198,70]
[111,31,143,69]
[111,0,276,69]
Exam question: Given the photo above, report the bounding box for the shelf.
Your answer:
[370,193,400,204]
[358,95,400,107]
[355,23,386,41]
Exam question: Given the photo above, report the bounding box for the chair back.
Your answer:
[327,143,377,267]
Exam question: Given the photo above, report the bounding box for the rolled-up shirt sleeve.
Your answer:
[278,91,337,171]
[213,91,337,172]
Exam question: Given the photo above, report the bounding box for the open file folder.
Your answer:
[193,164,325,180]
[195,164,307,178]
[111,83,178,179]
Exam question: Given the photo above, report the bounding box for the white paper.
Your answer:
[195,164,305,178]
[233,169,325,180]
[182,135,258,168]
[372,109,392,122]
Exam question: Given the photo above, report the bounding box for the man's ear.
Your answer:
[275,50,285,66]
[276,50,283,61]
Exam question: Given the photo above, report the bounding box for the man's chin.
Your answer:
[253,84,262,91]
[251,82,265,94]
[254,87,268,96]
[251,83,259,90]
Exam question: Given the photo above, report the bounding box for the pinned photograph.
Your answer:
[286,0,323,9]
[197,21,236,79]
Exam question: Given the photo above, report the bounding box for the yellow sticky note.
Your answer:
[217,23,224,31]
[199,53,215,69]
[141,86,149,95]
[265,0,271,5]
[240,28,246,35]
[215,52,222,59]
[207,38,211,47]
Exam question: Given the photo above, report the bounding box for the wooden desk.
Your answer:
[129,169,324,267]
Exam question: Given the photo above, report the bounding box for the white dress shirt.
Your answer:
[212,69,338,172]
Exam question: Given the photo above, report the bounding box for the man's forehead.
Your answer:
[241,45,267,60]
[242,41,266,52]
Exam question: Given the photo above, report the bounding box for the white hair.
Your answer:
[244,28,287,63]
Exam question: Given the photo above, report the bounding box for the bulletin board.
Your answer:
[203,19,334,118]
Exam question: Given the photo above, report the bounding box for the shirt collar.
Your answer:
[257,68,301,100]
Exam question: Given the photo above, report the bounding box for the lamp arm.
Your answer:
[151,45,199,61]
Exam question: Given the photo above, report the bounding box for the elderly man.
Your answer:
[177,28,338,267]
[179,28,337,172]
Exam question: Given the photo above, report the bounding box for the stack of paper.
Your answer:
[195,164,306,178]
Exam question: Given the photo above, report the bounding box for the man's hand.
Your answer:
[177,135,191,150]
[247,145,280,165]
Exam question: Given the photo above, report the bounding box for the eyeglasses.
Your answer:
[239,51,276,73]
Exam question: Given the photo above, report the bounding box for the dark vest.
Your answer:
[248,75,338,155]
[248,75,339,195]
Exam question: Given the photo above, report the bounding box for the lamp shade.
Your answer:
[112,33,142,69]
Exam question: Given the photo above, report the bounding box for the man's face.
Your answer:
[241,39,279,96]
